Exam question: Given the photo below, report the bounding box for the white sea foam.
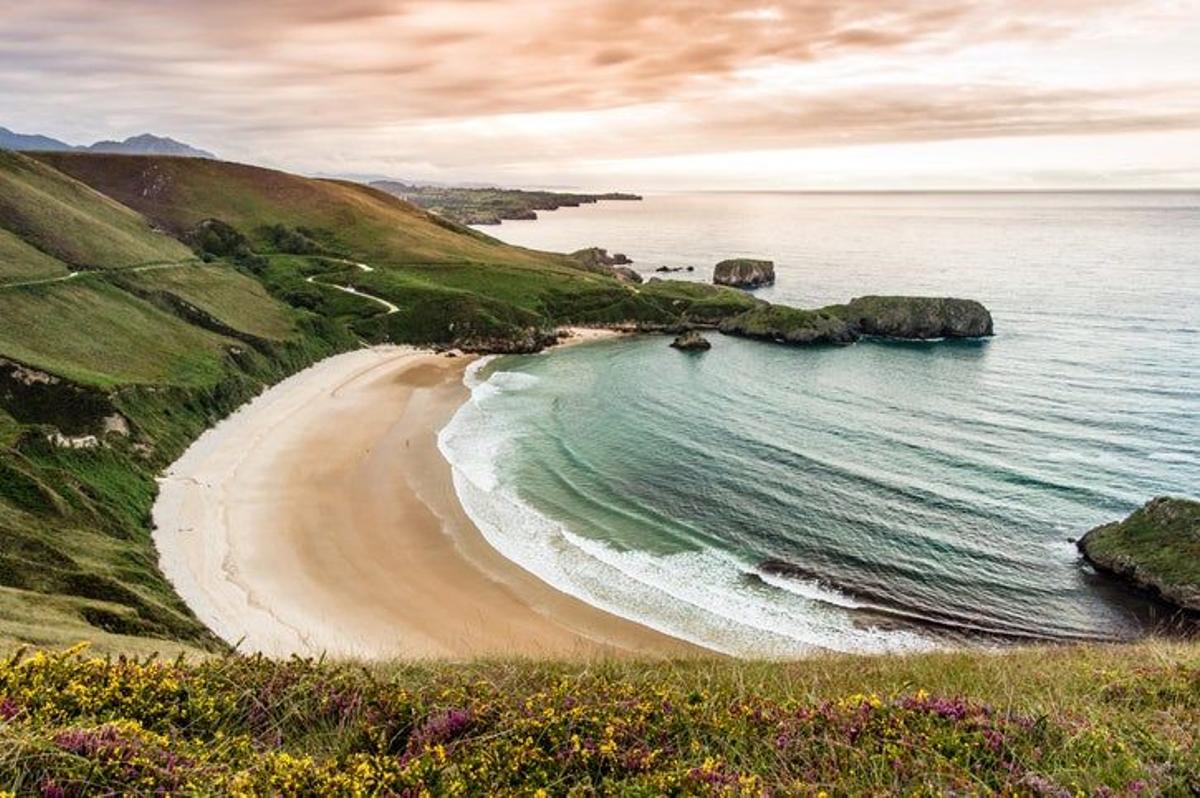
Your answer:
[438,362,938,657]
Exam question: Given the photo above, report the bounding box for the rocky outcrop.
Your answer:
[718,296,994,346]
[570,248,642,283]
[1078,497,1200,612]
[713,259,775,289]
[842,296,993,339]
[670,330,711,351]
[719,305,855,345]
[612,266,642,284]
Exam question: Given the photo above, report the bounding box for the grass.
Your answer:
[0,152,191,270]
[0,230,70,285]
[0,278,234,389]
[118,263,299,341]
[0,641,1195,795]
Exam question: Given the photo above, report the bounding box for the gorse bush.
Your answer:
[0,645,1197,796]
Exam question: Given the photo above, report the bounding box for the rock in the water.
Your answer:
[670,330,712,351]
[713,258,775,289]
[1077,497,1200,612]
[842,296,993,339]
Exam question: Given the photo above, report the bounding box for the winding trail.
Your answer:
[0,260,190,290]
[304,258,399,315]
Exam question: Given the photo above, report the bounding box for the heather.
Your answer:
[0,642,1197,796]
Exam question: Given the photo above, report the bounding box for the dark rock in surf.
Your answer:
[670,330,711,351]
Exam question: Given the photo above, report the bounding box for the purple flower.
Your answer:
[0,696,20,721]
[409,707,472,751]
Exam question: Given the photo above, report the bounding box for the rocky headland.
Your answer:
[1078,497,1200,612]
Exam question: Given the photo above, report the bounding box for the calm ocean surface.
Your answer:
[438,192,1200,656]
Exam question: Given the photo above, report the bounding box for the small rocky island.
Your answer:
[713,258,775,289]
[1078,497,1200,612]
[670,330,711,351]
[717,296,993,345]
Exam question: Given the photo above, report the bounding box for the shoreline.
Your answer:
[152,342,703,660]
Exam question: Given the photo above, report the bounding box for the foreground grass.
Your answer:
[0,642,1196,796]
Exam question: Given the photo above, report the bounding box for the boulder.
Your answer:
[670,330,712,351]
[713,258,775,289]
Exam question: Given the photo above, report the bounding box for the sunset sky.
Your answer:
[3,0,1199,190]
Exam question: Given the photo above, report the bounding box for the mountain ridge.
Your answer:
[0,126,213,158]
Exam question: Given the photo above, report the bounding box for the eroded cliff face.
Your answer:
[1078,497,1200,613]
[713,259,775,289]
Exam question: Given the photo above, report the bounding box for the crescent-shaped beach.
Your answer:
[151,342,698,659]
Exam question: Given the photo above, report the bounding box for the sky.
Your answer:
[2,0,1199,190]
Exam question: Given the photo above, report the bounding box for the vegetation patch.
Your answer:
[0,643,1196,795]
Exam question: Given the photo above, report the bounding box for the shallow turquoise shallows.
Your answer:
[439,192,1200,656]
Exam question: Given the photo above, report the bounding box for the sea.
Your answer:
[437,191,1200,656]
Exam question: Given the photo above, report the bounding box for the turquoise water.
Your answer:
[439,192,1200,655]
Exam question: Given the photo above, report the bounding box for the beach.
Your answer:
[151,341,697,659]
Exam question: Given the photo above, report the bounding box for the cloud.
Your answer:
[0,0,1197,186]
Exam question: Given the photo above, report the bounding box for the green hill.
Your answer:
[0,151,191,272]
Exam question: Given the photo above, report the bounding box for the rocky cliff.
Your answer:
[1078,497,1200,612]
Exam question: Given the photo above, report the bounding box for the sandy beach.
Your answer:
[153,342,699,659]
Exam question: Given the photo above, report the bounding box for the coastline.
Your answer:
[152,341,702,660]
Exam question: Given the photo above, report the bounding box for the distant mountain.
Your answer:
[0,126,213,158]
[0,126,74,152]
[84,133,213,158]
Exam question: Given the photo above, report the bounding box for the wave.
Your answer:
[438,360,938,657]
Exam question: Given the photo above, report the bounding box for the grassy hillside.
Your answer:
[0,151,191,271]
[0,229,70,285]
[0,641,1196,795]
[32,153,766,350]
[0,153,358,654]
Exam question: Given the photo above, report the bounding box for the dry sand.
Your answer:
[153,343,700,660]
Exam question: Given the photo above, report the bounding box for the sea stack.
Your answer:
[670,330,712,351]
[713,258,775,289]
